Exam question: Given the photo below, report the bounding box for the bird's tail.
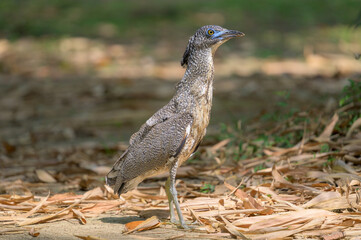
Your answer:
[105,167,125,195]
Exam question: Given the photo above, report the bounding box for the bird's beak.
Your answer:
[212,29,245,40]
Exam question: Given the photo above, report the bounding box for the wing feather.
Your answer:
[106,112,193,194]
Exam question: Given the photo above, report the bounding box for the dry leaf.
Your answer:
[346,117,361,138]
[322,231,345,240]
[224,182,264,209]
[220,215,249,240]
[272,165,321,194]
[29,227,40,237]
[125,220,144,231]
[18,189,93,226]
[22,193,50,218]
[316,113,339,142]
[210,139,230,153]
[74,235,107,240]
[124,216,161,234]
[48,192,79,202]
[252,218,325,240]
[72,208,87,224]
[82,201,121,214]
[35,169,57,183]
[302,192,341,208]
[248,209,334,232]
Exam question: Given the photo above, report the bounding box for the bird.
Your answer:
[106,25,244,228]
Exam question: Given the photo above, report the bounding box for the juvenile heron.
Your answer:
[106,25,244,228]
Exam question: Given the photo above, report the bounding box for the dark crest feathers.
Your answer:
[181,36,194,67]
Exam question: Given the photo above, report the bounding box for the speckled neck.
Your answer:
[174,48,215,111]
[176,48,214,92]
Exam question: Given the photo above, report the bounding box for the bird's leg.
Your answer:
[168,161,188,229]
[165,177,176,223]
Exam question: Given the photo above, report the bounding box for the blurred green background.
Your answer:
[1,0,360,58]
[0,0,360,148]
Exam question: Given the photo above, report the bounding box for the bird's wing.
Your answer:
[106,112,193,193]
[129,103,176,145]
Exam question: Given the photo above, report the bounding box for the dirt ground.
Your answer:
[2,214,215,240]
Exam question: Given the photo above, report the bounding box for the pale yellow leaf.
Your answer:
[22,193,50,218]
[316,113,339,142]
[35,169,56,183]
[302,192,341,208]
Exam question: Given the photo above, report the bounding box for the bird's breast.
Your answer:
[178,83,213,165]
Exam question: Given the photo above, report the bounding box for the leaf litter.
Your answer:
[1,101,361,239]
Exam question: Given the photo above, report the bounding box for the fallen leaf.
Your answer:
[316,113,339,142]
[74,235,107,240]
[322,231,345,240]
[18,189,92,226]
[72,208,87,224]
[224,182,264,209]
[252,218,325,240]
[272,165,321,194]
[22,193,50,218]
[48,192,79,202]
[29,227,40,237]
[125,220,144,231]
[248,209,334,232]
[124,216,161,234]
[220,215,250,240]
[346,117,361,138]
[35,169,57,183]
[302,192,341,208]
[82,201,121,214]
[210,139,230,153]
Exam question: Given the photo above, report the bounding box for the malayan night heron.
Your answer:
[106,25,244,228]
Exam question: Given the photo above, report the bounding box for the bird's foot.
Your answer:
[179,223,190,229]
[170,217,177,224]
[168,219,193,230]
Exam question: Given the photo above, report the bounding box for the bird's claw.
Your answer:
[170,217,177,224]
[168,219,193,229]
[180,223,190,229]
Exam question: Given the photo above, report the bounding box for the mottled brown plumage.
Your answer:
[106,25,244,228]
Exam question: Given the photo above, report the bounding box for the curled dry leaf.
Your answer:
[124,216,161,234]
[71,208,87,224]
[224,182,264,209]
[29,227,40,237]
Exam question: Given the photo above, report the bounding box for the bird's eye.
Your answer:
[207,29,214,36]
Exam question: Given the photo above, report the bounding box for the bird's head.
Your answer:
[181,25,244,67]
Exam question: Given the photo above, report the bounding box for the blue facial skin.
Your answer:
[208,28,244,40]
[209,29,225,40]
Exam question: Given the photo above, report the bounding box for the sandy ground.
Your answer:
[1,214,220,240]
